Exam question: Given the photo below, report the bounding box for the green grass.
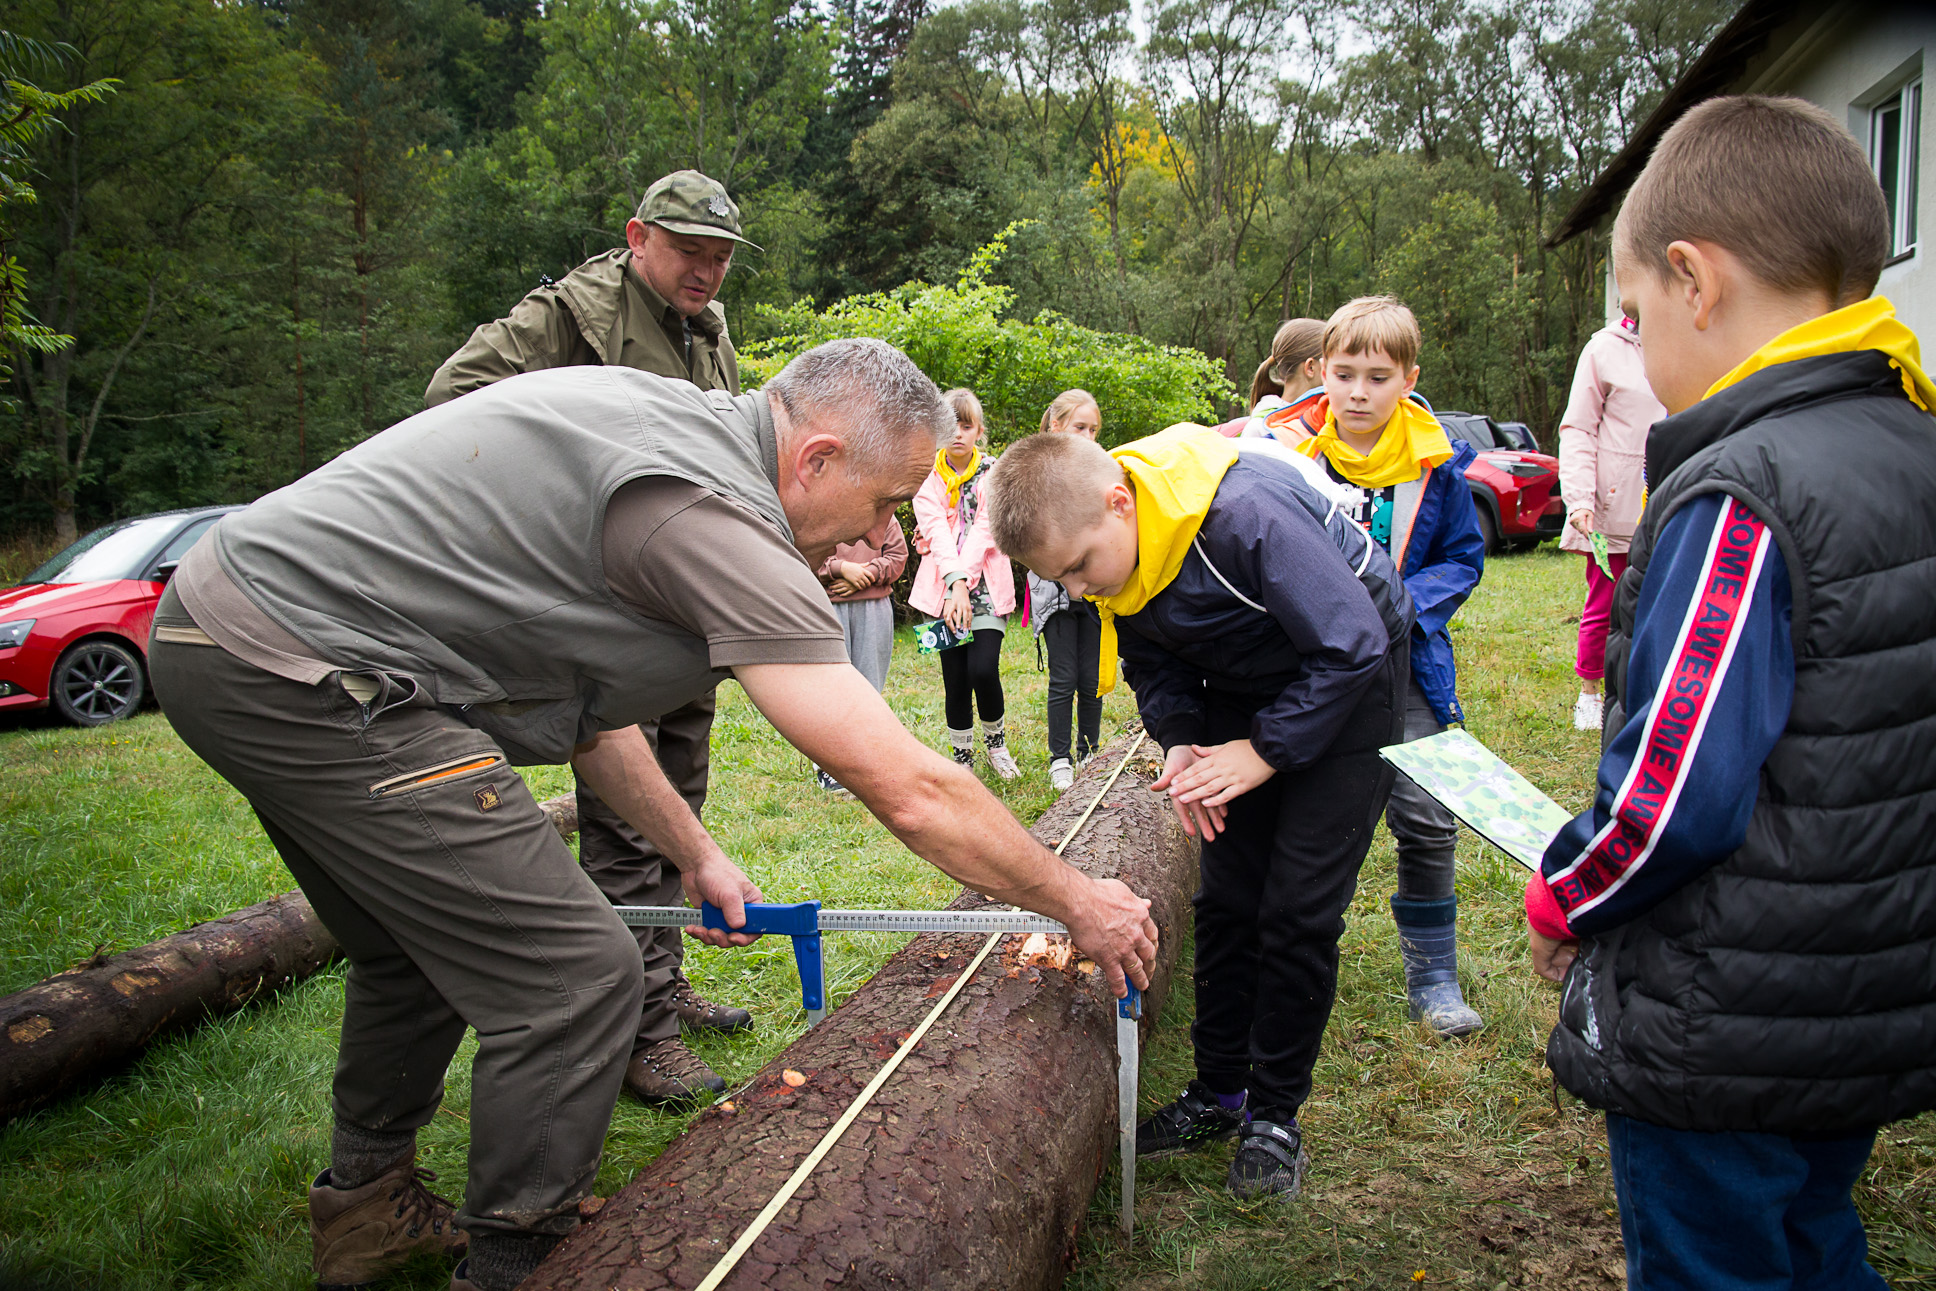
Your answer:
[2,550,1931,1289]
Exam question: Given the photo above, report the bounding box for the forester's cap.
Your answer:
[635,170,763,251]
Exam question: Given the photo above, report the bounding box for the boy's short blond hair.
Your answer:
[1617,95,1888,306]
[1323,296,1421,372]
[985,433,1122,561]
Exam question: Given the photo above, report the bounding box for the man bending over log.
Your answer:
[147,338,1158,1291]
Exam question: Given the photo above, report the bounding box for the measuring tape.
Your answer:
[688,733,1151,1291]
[612,903,1073,1026]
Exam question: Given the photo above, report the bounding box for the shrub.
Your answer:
[742,223,1235,447]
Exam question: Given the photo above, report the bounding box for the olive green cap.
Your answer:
[634,170,762,252]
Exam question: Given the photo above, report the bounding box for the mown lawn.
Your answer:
[1,547,1931,1290]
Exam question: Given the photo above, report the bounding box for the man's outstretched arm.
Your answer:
[735,661,1159,997]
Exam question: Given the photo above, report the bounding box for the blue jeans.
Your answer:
[1606,1113,1888,1291]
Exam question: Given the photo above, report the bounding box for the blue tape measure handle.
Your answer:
[698,899,820,937]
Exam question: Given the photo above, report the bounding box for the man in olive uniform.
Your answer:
[425,170,753,1106]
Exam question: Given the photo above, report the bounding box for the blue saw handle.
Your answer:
[1119,982,1142,1021]
[699,900,825,1018]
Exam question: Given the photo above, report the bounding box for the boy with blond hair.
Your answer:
[1526,95,1936,1289]
[1275,296,1489,1038]
[985,423,1412,1200]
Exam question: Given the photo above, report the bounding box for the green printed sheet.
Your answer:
[1380,729,1574,871]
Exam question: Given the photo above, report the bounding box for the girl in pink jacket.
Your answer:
[910,388,1020,778]
[1557,316,1665,731]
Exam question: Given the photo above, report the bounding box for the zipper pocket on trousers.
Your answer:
[367,754,506,800]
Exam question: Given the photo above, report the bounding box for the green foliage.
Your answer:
[745,224,1235,444]
[0,29,116,414]
[1378,190,1534,415]
[0,0,1738,535]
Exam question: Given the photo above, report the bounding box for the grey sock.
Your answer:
[329,1119,415,1190]
[468,1230,565,1291]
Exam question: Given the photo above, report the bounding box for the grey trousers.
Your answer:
[1386,677,1461,902]
[150,632,642,1238]
[833,596,895,693]
[573,693,715,1052]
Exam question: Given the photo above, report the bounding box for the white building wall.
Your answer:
[1747,3,1936,341]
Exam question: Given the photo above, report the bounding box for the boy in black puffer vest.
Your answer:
[1525,95,1936,1290]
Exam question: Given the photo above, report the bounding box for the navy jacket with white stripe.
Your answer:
[1116,451,1414,771]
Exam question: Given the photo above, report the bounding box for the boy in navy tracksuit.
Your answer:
[1525,96,1936,1289]
[1285,296,1488,1037]
[985,425,1413,1201]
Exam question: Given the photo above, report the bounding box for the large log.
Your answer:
[528,732,1195,1291]
[0,795,581,1121]
[0,891,341,1122]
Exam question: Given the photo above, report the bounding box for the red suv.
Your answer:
[1438,411,1564,553]
[0,505,244,725]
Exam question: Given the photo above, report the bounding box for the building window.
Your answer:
[1873,79,1922,260]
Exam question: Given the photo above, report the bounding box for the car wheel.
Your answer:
[1475,506,1499,555]
[51,639,147,727]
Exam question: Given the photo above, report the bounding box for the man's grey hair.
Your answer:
[764,338,953,474]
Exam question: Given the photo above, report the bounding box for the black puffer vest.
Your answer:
[1548,350,1936,1135]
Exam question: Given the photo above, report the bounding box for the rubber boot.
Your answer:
[1392,895,1483,1038]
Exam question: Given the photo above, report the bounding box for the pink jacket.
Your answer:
[1557,323,1665,555]
[908,463,1016,619]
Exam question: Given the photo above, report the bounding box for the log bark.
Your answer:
[540,792,580,838]
[0,892,341,1123]
[528,732,1195,1291]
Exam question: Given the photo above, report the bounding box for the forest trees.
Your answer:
[1,0,1734,536]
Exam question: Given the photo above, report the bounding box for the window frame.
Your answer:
[1871,77,1922,262]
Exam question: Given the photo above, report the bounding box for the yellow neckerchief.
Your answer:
[1296,394,1453,488]
[934,446,982,509]
[1092,424,1240,695]
[1704,296,1936,411]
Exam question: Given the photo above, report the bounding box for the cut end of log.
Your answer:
[539,793,579,838]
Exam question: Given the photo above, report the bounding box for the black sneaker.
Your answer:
[815,769,854,799]
[1135,1079,1245,1157]
[1228,1117,1309,1200]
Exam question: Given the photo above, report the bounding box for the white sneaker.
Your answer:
[1573,692,1604,731]
[1049,758,1074,791]
[986,743,1021,780]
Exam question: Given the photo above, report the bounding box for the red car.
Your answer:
[0,505,244,726]
[1438,411,1565,553]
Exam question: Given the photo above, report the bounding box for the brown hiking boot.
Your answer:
[309,1155,465,1289]
[624,1036,728,1106]
[669,970,753,1033]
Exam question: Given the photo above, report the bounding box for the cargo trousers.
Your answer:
[149,619,643,1238]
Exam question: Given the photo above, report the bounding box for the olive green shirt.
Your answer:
[424,247,739,407]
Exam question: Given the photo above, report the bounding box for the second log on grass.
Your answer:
[526,731,1196,1291]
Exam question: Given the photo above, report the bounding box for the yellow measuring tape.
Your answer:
[692,733,1151,1291]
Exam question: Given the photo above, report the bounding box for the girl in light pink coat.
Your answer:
[1557,316,1665,731]
[910,388,1019,778]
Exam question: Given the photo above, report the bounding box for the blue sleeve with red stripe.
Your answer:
[1537,492,1793,937]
